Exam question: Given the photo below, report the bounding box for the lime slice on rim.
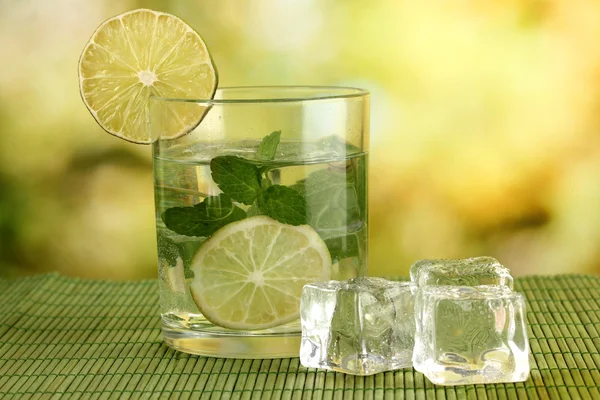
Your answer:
[78,8,217,143]
[190,216,332,330]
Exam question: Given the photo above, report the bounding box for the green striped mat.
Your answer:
[0,274,598,399]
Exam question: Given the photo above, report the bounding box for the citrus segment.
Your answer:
[78,9,217,143]
[189,216,332,330]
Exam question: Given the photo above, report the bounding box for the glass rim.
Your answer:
[151,85,370,105]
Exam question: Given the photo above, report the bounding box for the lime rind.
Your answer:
[78,8,218,144]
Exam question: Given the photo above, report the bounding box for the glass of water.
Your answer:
[151,86,370,358]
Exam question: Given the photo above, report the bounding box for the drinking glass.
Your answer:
[151,86,370,358]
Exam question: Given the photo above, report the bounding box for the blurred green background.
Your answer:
[1,0,600,280]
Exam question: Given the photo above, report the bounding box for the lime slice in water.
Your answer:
[78,8,217,143]
[190,216,332,330]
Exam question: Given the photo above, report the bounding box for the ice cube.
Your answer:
[299,277,415,376]
[413,285,529,385]
[410,257,514,289]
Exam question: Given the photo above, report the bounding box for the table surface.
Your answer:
[0,273,598,399]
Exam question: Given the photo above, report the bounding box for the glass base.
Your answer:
[162,323,301,359]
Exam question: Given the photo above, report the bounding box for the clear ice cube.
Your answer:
[413,285,529,385]
[410,256,514,289]
[300,277,415,376]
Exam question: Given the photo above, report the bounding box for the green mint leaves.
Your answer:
[162,130,365,264]
[294,169,361,234]
[206,131,307,226]
[258,185,308,226]
[292,168,364,262]
[210,156,261,205]
[256,130,281,161]
[209,130,282,204]
[162,130,306,233]
[162,194,247,237]
[324,231,362,263]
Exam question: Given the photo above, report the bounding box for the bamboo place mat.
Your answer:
[0,274,598,399]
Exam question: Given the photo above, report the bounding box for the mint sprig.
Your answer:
[293,168,362,235]
[292,168,364,261]
[162,131,365,265]
[258,185,308,226]
[257,130,281,161]
[210,156,261,205]
[162,193,246,237]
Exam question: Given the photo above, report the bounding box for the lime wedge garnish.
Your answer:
[190,216,332,330]
[78,8,217,143]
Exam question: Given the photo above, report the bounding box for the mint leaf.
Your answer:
[324,234,358,263]
[295,168,362,237]
[210,156,261,205]
[258,185,308,225]
[184,267,195,279]
[156,234,182,267]
[162,194,247,237]
[323,228,366,263]
[158,235,202,278]
[292,167,365,260]
[246,202,261,217]
[257,130,281,161]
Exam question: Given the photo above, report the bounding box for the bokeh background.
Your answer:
[1,0,600,280]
